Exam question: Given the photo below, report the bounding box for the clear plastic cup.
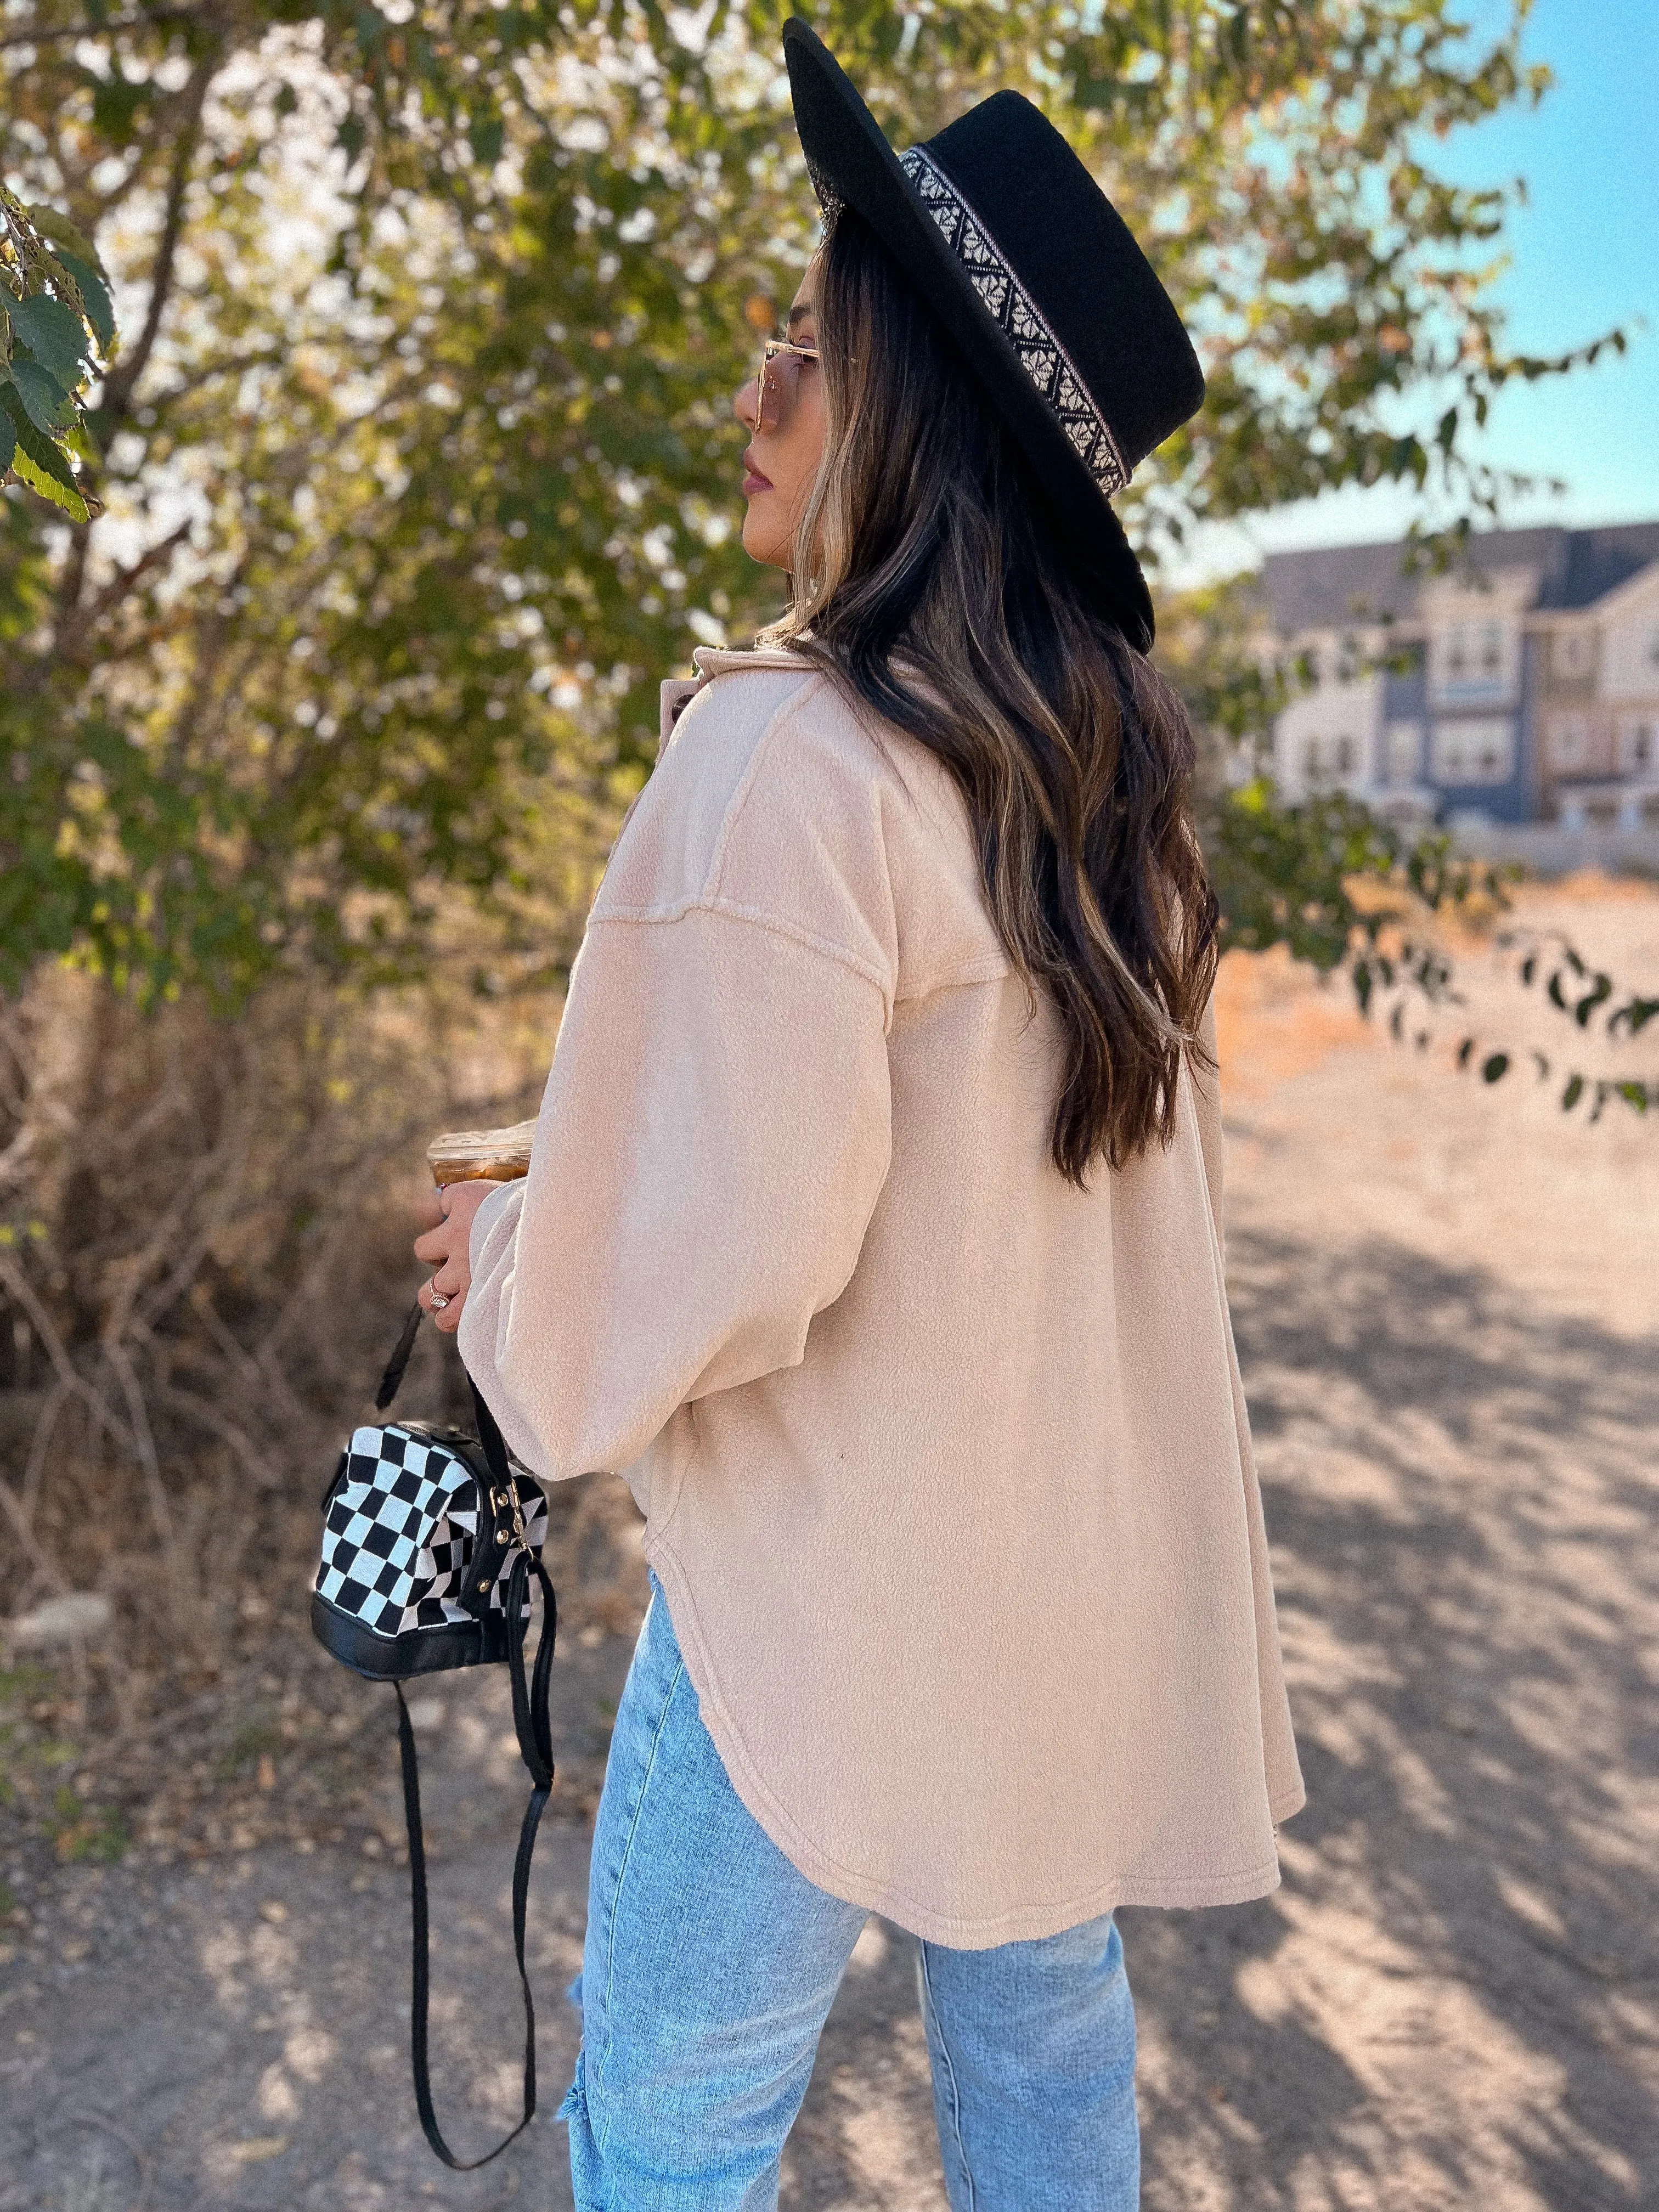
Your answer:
[425,1119,537,1188]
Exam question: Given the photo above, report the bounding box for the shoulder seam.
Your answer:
[586,898,893,1010]
[894,951,1013,1001]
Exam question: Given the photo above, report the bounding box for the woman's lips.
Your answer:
[742,452,772,496]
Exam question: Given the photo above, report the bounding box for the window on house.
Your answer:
[1431,718,1515,785]
[1385,721,1423,781]
[1617,714,1658,775]
[1549,714,1590,771]
[1554,629,1594,682]
[1299,731,1364,784]
[1435,618,1513,700]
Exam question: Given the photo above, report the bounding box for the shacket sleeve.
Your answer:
[456,675,897,1482]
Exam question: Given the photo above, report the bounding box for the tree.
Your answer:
[0,0,1622,1002]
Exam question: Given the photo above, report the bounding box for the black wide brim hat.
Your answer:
[782,18,1204,651]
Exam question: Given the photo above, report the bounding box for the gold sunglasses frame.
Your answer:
[756,336,822,427]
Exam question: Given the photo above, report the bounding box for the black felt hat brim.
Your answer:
[782,19,1156,650]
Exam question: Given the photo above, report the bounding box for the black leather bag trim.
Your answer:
[310,1591,515,1680]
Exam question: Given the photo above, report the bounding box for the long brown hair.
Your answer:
[765,206,1219,1185]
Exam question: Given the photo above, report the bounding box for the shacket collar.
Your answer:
[659,642,815,747]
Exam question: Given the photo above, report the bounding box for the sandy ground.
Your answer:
[3,877,1656,2211]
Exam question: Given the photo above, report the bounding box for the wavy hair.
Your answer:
[763,205,1219,1184]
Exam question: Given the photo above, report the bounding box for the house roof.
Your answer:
[1260,521,1659,634]
[1549,523,1659,610]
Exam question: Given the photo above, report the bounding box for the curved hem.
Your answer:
[645,1538,1291,1949]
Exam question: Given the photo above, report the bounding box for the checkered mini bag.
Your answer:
[311,1312,557,2174]
[312,1419,549,1678]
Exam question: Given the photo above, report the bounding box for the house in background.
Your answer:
[1257,521,1659,828]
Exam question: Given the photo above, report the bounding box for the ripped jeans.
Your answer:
[557,1570,1139,2210]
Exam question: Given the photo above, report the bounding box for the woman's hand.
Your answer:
[412,1177,498,1336]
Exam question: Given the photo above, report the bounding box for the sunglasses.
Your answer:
[755,336,822,430]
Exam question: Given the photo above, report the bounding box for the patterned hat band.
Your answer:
[896,146,1131,500]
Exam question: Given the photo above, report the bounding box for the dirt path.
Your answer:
[4,882,1656,2211]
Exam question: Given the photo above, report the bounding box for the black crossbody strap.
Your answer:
[393,1545,555,2170]
[468,1374,514,1485]
[505,1551,558,1786]
[529,1557,557,1769]
[375,1301,424,1413]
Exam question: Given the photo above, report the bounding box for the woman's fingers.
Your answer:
[417,1270,466,1335]
[414,1186,445,1231]
[413,1175,489,1333]
[414,1173,494,1266]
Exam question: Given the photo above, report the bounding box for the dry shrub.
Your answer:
[0,964,646,1865]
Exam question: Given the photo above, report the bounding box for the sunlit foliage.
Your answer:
[1,0,1616,999]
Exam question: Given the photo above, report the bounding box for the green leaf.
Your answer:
[25,203,103,269]
[1561,1074,1584,1111]
[469,114,505,167]
[1573,976,1612,1028]
[7,360,77,437]
[7,293,89,387]
[65,411,105,465]
[0,415,13,477]
[91,73,151,145]
[0,385,90,521]
[8,440,90,521]
[53,250,116,355]
[1481,1052,1509,1083]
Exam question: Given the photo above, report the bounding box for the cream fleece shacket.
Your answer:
[459,645,1304,1947]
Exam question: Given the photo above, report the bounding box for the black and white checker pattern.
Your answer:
[314,1424,547,1643]
[898,145,1130,500]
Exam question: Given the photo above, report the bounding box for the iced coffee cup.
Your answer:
[425,1118,537,1188]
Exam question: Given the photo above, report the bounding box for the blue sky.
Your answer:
[1171,0,1659,583]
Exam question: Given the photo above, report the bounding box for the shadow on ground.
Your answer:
[1127,1228,1659,2212]
[3,1223,1655,2209]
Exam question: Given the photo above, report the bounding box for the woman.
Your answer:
[415,22,1302,2209]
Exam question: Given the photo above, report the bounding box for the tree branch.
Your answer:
[97,49,217,433]
[0,1470,71,1598]
[151,345,287,410]
[0,1257,137,1464]
[55,519,193,662]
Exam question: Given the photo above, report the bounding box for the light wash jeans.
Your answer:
[557,1568,1139,2210]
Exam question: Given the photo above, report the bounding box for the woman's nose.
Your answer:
[733,374,760,432]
